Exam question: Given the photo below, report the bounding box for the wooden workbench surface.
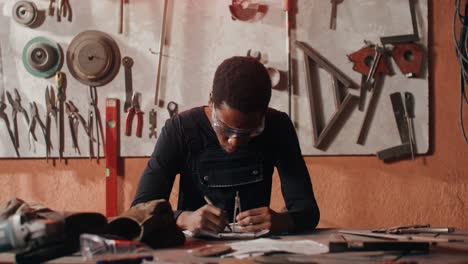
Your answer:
[1,228,467,263]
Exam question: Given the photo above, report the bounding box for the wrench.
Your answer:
[167,101,178,118]
[122,57,134,112]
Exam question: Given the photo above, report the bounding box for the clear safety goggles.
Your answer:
[211,105,265,138]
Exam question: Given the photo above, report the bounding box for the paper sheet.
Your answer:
[222,238,329,259]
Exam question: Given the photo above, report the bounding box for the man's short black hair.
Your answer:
[212,56,272,113]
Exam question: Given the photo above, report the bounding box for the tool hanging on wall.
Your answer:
[246,50,281,88]
[65,101,94,155]
[329,0,343,30]
[125,92,143,137]
[390,42,424,78]
[166,101,178,118]
[45,86,58,161]
[122,56,134,112]
[56,0,72,22]
[154,0,168,106]
[283,0,293,116]
[381,0,419,45]
[404,92,416,159]
[149,109,157,139]
[28,102,48,155]
[380,0,424,78]
[105,98,120,217]
[0,45,19,157]
[22,37,63,79]
[296,41,358,150]
[376,92,415,162]
[348,43,391,111]
[67,30,121,87]
[55,72,66,161]
[6,89,30,149]
[229,0,261,22]
[12,1,39,28]
[349,43,393,145]
[88,86,105,161]
[118,0,124,34]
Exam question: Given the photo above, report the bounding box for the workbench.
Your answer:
[1,228,467,263]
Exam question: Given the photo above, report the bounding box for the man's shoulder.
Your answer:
[177,106,205,128]
[265,107,290,124]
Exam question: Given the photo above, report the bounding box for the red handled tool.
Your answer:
[105,98,119,217]
[125,92,143,137]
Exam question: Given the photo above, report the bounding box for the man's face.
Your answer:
[210,102,265,153]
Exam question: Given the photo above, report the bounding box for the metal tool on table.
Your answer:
[125,92,143,137]
[340,230,463,243]
[154,0,169,106]
[122,56,134,112]
[45,86,57,161]
[149,109,157,139]
[88,86,105,161]
[65,100,94,155]
[329,0,343,30]
[28,102,48,154]
[233,191,241,232]
[12,1,39,28]
[296,41,359,150]
[6,89,31,149]
[167,101,178,118]
[376,92,414,162]
[55,72,66,160]
[329,241,430,253]
[105,98,120,217]
[0,44,19,157]
[372,224,455,235]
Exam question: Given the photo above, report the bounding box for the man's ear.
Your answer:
[208,93,213,105]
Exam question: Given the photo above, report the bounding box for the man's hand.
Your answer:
[235,207,293,234]
[176,205,229,233]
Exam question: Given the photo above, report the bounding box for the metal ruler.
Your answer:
[105,98,120,217]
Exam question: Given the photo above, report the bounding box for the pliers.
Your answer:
[45,86,58,159]
[6,88,31,149]
[125,92,143,137]
[88,86,105,160]
[0,93,19,157]
[65,100,94,155]
[28,102,48,154]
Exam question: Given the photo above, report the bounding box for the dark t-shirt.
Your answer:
[132,106,320,232]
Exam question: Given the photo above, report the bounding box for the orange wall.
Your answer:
[0,0,467,229]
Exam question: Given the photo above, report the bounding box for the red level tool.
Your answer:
[105,98,120,217]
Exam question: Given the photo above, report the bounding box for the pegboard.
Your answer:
[0,0,428,158]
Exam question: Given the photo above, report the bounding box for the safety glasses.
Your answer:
[211,105,265,138]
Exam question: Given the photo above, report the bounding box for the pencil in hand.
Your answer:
[204,196,232,232]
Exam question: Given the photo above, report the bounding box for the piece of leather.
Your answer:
[108,199,185,249]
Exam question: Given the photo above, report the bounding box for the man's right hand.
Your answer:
[176,205,229,233]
